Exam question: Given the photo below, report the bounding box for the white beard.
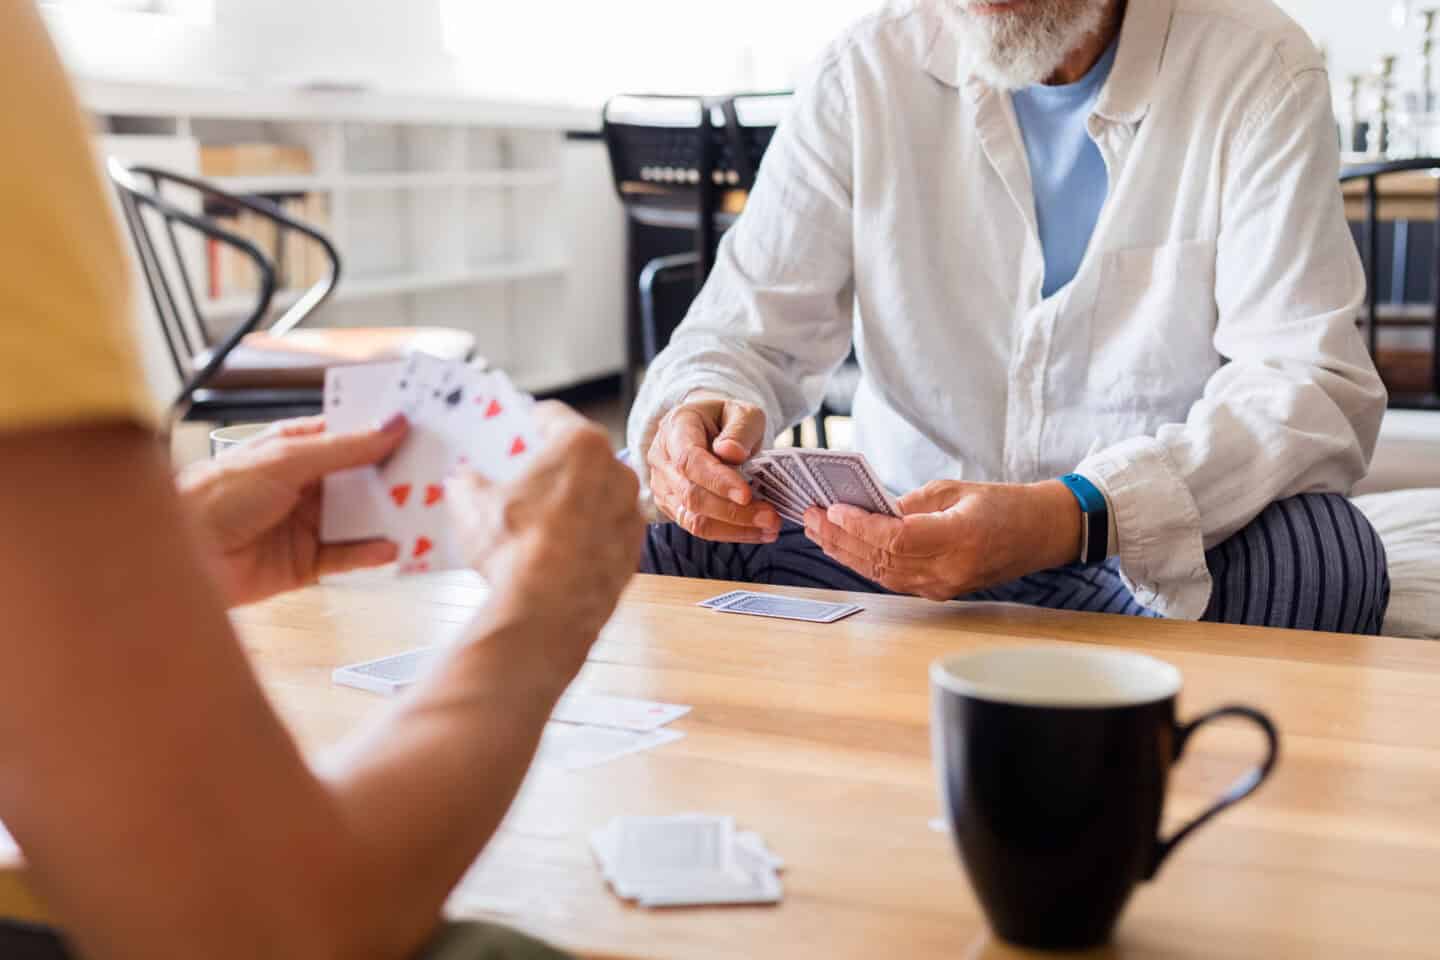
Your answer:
[939,0,1111,91]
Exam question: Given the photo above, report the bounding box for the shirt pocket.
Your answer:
[1085,240,1219,422]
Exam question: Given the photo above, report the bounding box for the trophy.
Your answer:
[1420,8,1438,112]
[1343,73,1367,156]
[1370,55,1398,157]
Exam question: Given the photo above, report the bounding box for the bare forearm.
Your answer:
[0,425,568,960]
[320,607,584,943]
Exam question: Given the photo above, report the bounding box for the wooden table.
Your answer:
[6,573,1440,957]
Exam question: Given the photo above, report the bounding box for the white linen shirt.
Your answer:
[627,0,1385,620]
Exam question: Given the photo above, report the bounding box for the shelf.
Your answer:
[343,261,567,298]
[203,260,568,315]
[79,78,600,132]
[211,170,560,195]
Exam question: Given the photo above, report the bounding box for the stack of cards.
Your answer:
[591,815,784,908]
[741,449,900,526]
[321,357,540,575]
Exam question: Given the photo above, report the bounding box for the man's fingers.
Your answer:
[654,463,779,531]
[804,510,930,576]
[825,503,911,553]
[816,539,928,595]
[711,402,766,465]
[671,506,779,543]
[316,539,400,578]
[668,442,752,507]
[658,409,753,505]
[268,414,409,485]
[827,504,952,558]
[266,416,327,440]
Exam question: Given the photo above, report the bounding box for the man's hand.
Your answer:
[448,403,646,676]
[645,391,780,543]
[178,414,409,607]
[804,479,1083,601]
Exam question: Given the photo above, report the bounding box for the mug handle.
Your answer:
[1146,705,1280,880]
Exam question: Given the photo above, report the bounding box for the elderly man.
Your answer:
[631,0,1392,633]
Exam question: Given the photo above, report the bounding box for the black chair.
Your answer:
[603,93,863,446]
[1341,158,1440,409]
[109,161,476,427]
[603,94,784,401]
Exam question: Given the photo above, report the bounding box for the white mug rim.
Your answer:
[930,646,1182,710]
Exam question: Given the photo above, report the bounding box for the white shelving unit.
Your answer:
[83,79,626,397]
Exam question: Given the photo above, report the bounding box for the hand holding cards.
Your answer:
[321,358,540,574]
[741,449,899,526]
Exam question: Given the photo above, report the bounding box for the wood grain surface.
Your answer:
[6,571,1440,958]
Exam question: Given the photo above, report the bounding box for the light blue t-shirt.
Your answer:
[1011,40,1120,299]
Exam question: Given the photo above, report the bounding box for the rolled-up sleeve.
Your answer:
[1078,68,1384,619]
[624,53,858,464]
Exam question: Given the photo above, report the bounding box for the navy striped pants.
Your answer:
[641,493,1391,635]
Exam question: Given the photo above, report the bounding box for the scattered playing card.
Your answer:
[697,590,751,610]
[321,359,542,576]
[536,723,685,771]
[591,814,783,908]
[550,693,692,732]
[334,658,695,739]
[740,447,900,522]
[332,647,442,696]
[699,590,863,624]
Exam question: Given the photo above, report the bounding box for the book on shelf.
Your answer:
[199,143,314,178]
[200,145,332,304]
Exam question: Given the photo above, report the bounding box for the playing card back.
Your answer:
[699,590,863,624]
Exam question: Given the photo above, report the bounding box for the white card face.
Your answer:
[319,359,541,575]
[702,590,863,624]
[590,815,784,908]
[615,815,734,882]
[550,693,691,732]
[321,362,406,543]
[449,369,540,484]
[378,363,471,574]
[536,724,685,771]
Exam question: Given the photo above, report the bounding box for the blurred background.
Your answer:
[39,0,1440,466]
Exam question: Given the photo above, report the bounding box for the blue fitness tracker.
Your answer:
[1059,473,1109,566]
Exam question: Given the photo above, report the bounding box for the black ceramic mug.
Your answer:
[930,646,1279,951]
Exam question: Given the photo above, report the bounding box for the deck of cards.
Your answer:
[320,357,540,575]
[591,815,784,908]
[741,449,900,526]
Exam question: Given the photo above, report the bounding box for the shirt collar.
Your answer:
[924,0,1175,124]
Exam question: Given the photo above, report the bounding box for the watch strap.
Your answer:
[1059,473,1108,565]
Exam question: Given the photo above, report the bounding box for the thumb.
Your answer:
[711,402,766,464]
[897,481,958,517]
[443,469,495,531]
[269,413,408,486]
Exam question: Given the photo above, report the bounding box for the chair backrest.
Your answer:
[602,92,790,279]
[1340,157,1440,405]
[107,161,342,419]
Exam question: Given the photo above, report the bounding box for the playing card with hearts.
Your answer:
[321,359,543,576]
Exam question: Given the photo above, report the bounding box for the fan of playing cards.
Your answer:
[320,357,540,575]
[742,449,900,526]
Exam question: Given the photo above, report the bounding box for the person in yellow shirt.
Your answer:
[0,5,643,958]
